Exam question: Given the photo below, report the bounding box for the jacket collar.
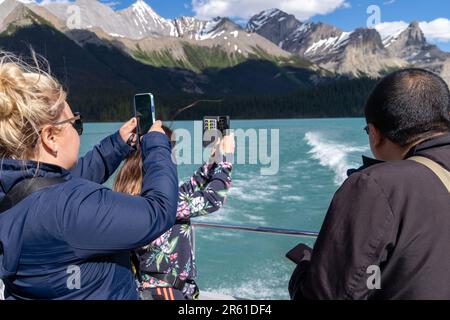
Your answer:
[348,133,450,176]
[0,159,71,197]
[404,133,450,159]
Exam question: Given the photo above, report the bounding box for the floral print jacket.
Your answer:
[137,159,233,289]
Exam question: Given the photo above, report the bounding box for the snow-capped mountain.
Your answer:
[247,8,449,78]
[173,16,240,41]
[0,0,448,81]
[36,0,248,41]
[247,8,302,46]
[31,0,266,42]
[117,0,177,37]
[0,0,301,72]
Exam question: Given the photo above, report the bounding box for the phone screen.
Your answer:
[134,93,155,135]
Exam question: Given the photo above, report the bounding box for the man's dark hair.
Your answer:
[365,68,450,146]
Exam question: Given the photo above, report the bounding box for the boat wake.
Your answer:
[304,131,368,186]
[202,264,290,300]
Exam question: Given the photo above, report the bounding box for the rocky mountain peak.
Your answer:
[1,3,45,33]
[129,0,160,19]
[403,21,427,46]
[117,0,177,37]
[347,28,384,50]
[211,17,242,32]
[247,8,301,45]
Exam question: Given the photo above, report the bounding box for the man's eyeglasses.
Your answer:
[53,112,83,136]
[363,125,369,135]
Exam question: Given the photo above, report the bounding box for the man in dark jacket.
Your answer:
[289,68,450,300]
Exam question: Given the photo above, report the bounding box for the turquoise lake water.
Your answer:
[79,118,372,300]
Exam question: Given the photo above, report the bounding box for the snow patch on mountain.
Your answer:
[247,8,279,31]
[374,21,408,47]
[118,0,177,37]
[305,31,351,55]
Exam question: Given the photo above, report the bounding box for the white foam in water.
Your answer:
[304,132,368,186]
[203,279,287,300]
[198,230,243,241]
[202,262,291,300]
[227,176,278,204]
[281,195,305,202]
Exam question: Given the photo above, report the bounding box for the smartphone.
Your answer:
[286,243,312,264]
[203,116,230,148]
[134,93,156,135]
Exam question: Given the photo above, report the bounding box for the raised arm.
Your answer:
[63,125,179,258]
[71,119,136,184]
[177,135,235,220]
[177,159,232,220]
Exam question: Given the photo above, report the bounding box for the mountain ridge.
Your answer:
[247,8,450,82]
[0,0,449,122]
[1,0,447,82]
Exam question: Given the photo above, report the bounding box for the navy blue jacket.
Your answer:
[0,131,178,300]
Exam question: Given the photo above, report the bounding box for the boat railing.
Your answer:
[192,222,319,238]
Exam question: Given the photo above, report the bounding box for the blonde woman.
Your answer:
[0,53,178,300]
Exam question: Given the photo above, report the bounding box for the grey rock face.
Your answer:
[247,8,301,46]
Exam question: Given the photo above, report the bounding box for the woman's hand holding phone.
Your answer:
[148,120,165,135]
[120,117,138,147]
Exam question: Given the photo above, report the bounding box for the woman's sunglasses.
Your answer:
[53,112,84,136]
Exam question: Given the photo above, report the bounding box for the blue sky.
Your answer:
[104,0,450,51]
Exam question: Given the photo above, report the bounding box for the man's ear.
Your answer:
[40,125,58,157]
[369,124,384,149]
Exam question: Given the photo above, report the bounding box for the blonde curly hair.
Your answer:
[0,51,67,160]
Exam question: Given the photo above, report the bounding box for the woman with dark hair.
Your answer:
[114,126,235,300]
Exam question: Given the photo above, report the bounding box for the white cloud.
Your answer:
[375,18,450,44]
[191,0,349,21]
[375,21,408,39]
[419,18,450,42]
